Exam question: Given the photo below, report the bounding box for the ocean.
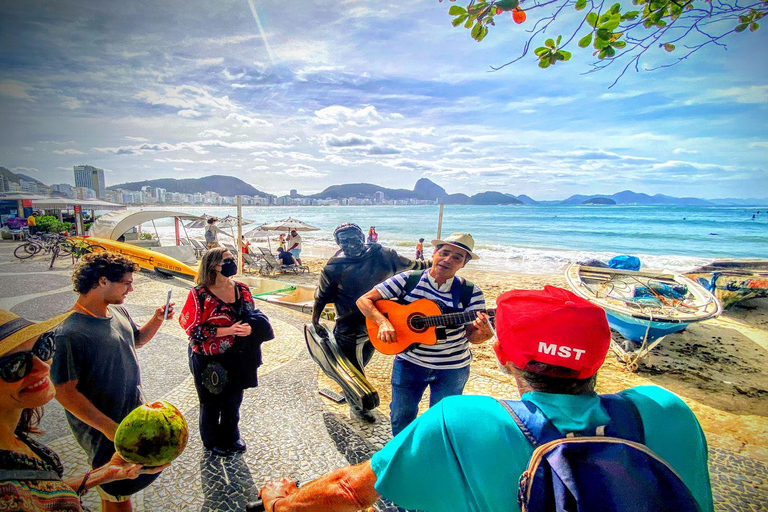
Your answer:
[128,204,768,275]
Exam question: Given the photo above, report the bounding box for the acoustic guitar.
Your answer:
[366,298,496,355]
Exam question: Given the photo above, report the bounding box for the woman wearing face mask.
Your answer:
[0,310,166,510]
[179,248,256,456]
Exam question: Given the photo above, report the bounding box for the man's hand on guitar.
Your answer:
[377,319,397,343]
[468,311,494,344]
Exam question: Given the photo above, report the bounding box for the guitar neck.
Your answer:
[418,309,496,327]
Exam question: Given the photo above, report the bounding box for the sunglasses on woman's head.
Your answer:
[0,331,56,383]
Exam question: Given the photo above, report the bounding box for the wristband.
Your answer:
[76,469,92,496]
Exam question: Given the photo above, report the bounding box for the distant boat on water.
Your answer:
[685,260,768,309]
[565,263,722,364]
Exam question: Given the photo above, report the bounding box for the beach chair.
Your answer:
[188,239,208,259]
[222,242,238,254]
[257,247,309,275]
[242,252,263,274]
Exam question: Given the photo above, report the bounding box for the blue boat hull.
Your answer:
[605,311,689,342]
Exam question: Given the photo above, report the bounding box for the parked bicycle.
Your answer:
[13,233,70,260]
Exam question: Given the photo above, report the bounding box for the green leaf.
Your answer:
[735,23,749,32]
[602,13,621,31]
[578,32,593,47]
[471,20,484,39]
[610,3,621,14]
[556,35,562,44]
[604,46,616,57]
[613,40,626,49]
[587,12,598,27]
[534,46,550,56]
[594,37,610,50]
[750,22,759,32]
[663,43,675,52]
[539,58,551,68]
[545,38,555,48]
[622,10,640,20]
[559,50,572,61]
[464,17,474,28]
[452,14,467,27]
[576,0,587,10]
[476,25,489,41]
[448,5,467,15]
[597,28,612,40]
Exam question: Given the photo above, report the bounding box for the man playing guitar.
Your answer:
[357,233,494,435]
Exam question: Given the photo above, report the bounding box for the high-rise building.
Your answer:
[73,165,106,199]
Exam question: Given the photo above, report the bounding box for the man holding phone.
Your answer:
[51,252,175,511]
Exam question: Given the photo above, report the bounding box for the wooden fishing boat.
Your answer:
[70,236,199,281]
[238,275,335,321]
[685,260,768,308]
[565,263,721,363]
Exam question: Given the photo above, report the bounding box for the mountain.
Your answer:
[444,193,470,204]
[515,194,538,205]
[561,190,713,206]
[709,198,768,206]
[109,175,272,198]
[313,181,437,201]
[16,173,46,185]
[468,191,523,205]
[0,166,20,183]
[413,178,447,198]
[583,197,616,205]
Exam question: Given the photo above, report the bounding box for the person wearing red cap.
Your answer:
[259,286,713,512]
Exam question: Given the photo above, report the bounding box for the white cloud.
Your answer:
[52,149,86,155]
[226,113,272,126]
[323,133,373,147]
[0,80,33,101]
[314,105,392,127]
[271,164,326,177]
[136,85,236,112]
[60,96,83,109]
[21,147,34,151]
[673,148,699,155]
[178,109,202,118]
[199,129,232,138]
[125,136,150,142]
[12,167,40,173]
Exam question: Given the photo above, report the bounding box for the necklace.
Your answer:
[73,302,107,318]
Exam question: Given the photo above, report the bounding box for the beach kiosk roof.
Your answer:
[31,197,126,211]
[89,209,205,240]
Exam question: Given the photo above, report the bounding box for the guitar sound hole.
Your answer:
[408,313,428,333]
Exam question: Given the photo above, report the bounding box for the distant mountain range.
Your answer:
[3,166,766,205]
[107,175,272,198]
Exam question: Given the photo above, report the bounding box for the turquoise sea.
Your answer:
[139,204,768,274]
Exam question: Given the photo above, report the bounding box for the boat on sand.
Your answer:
[565,263,721,365]
[685,260,768,309]
[238,275,335,321]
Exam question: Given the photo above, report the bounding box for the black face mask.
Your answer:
[220,259,238,277]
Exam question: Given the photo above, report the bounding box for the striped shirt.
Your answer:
[376,270,485,370]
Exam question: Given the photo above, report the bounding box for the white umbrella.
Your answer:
[259,217,319,232]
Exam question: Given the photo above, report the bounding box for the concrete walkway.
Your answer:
[0,241,765,511]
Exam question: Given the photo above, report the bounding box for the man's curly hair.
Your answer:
[72,252,139,294]
[333,223,363,243]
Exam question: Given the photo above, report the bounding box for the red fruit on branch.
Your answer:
[496,7,503,14]
[513,7,526,24]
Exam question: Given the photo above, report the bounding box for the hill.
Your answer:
[0,166,20,184]
[561,190,713,206]
[583,197,616,205]
[109,175,272,198]
[468,192,523,205]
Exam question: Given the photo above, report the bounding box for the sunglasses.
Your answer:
[0,331,56,383]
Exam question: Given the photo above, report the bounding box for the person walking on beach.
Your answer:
[358,233,493,435]
[312,223,429,422]
[415,237,424,261]
[179,248,273,456]
[367,226,378,244]
[51,252,175,511]
[285,229,303,265]
[0,310,168,511]
[204,217,233,249]
[260,286,714,512]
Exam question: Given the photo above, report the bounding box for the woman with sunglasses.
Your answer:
[179,247,256,457]
[0,310,165,510]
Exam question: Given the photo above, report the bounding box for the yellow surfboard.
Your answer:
[71,237,198,281]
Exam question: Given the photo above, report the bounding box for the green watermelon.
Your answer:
[114,400,188,466]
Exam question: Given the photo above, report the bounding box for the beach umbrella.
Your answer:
[218,215,255,229]
[259,217,320,232]
[184,213,216,229]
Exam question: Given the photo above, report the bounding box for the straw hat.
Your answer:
[430,233,479,260]
[0,310,72,358]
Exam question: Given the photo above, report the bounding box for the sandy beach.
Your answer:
[279,256,768,462]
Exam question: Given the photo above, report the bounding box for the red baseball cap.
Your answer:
[493,286,611,379]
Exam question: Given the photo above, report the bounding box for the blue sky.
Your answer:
[0,0,766,200]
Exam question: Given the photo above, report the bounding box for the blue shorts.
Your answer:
[289,249,301,259]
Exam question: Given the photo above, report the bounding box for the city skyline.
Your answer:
[1,1,766,200]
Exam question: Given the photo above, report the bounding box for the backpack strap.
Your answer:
[403,270,424,297]
[459,278,475,309]
[0,469,62,481]
[599,394,645,444]
[497,399,564,447]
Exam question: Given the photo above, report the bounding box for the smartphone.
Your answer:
[163,288,172,321]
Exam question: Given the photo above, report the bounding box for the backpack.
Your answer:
[498,395,702,512]
[204,226,215,244]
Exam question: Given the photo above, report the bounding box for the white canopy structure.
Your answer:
[31,197,125,211]
[88,209,205,240]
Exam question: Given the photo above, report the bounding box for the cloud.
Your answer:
[125,136,150,142]
[178,109,202,118]
[448,136,474,143]
[673,148,699,155]
[368,146,402,155]
[226,113,272,126]
[21,147,34,151]
[272,164,326,177]
[52,149,86,155]
[686,85,768,106]
[94,142,180,155]
[135,85,236,112]
[154,158,218,164]
[198,129,232,138]
[0,80,33,101]
[60,96,83,109]
[314,105,392,127]
[324,133,373,147]
[12,167,40,173]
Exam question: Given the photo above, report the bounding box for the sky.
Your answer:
[0,0,766,201]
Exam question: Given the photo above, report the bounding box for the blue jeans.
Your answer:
[390,358,470,436]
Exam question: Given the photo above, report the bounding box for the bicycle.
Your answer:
[49,238,107,269]
[14,233,69,260]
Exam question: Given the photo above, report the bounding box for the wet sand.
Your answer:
[274,257,768,461]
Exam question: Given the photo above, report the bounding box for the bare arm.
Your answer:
[63,452,168,494]
[356,288,396,343]
[260,461,379,512]
[465,311,494,344]
[54,380,120,441]
[135,303,174,348]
